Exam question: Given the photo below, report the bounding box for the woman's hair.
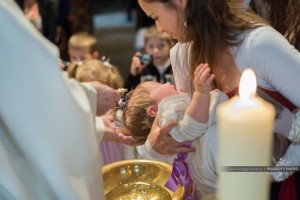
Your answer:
[142,0,266,90]
[122,84,155,143]
[68,59,123,89]
[144,25,175,47]
[285,0,300,50]
[252,0,300,51]
[185,0,267,90]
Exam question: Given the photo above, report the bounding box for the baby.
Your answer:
[122,63,226,198]
[123,63,214,143]
[121,63,300,198]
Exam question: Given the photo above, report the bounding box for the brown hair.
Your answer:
[68,32,98,54]
[144,25,175,47]
[122,83,155,143]
[258,0,300,50]
[142,0,266,90]
[285,0,300,50]
[185,0,267,90]
[69,59,123,89]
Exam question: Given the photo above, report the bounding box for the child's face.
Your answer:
[143,81,178,103]
[144,37,171,66]
[68,48,93,63]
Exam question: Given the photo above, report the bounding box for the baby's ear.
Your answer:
[146,105,157,117]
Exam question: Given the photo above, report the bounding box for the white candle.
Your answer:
[217,68,275,200]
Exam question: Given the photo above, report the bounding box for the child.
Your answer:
[122,63,223,198]
[123,63,214,143]
[68,58,125,166]
[74,59,123,90]
[121,63,300,198]
[69,58,124,117]
[124,25,175,91]
[65,32,99,70]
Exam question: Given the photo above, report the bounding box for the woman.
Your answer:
[136,0,300,199]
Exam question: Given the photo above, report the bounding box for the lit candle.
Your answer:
[217,68,275,200]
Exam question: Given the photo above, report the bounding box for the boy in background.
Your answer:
[63,32,99,70]
[125,25,175,91]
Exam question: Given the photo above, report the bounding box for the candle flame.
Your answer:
[239,68,257,101]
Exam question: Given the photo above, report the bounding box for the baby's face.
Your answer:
[143,82,178,103]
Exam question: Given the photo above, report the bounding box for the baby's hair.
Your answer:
[144,25,175,47]
[70,59,123,89]
[122,84,155,143]
[68,32,98,54]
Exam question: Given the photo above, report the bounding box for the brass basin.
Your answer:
[102,159,184,200]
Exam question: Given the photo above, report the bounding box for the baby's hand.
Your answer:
[194,63,215,94]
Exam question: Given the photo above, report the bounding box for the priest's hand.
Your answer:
[90,82,120,116]
[101,115,141,146]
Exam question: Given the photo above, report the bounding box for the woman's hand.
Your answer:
[89,81,120,116]
[148,117,196,155]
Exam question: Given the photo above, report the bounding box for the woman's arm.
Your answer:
[146,118,196,155]
[240,26,300,108]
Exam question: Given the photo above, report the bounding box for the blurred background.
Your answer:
[57,0,138,80]
[90,0,137,79]
[18,0,154,81]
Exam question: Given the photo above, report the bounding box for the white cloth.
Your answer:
[0,0,105,199]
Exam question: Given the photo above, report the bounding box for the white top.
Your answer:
[233,27,300,106]
[0,0,105,199]
[158,93,208,142]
